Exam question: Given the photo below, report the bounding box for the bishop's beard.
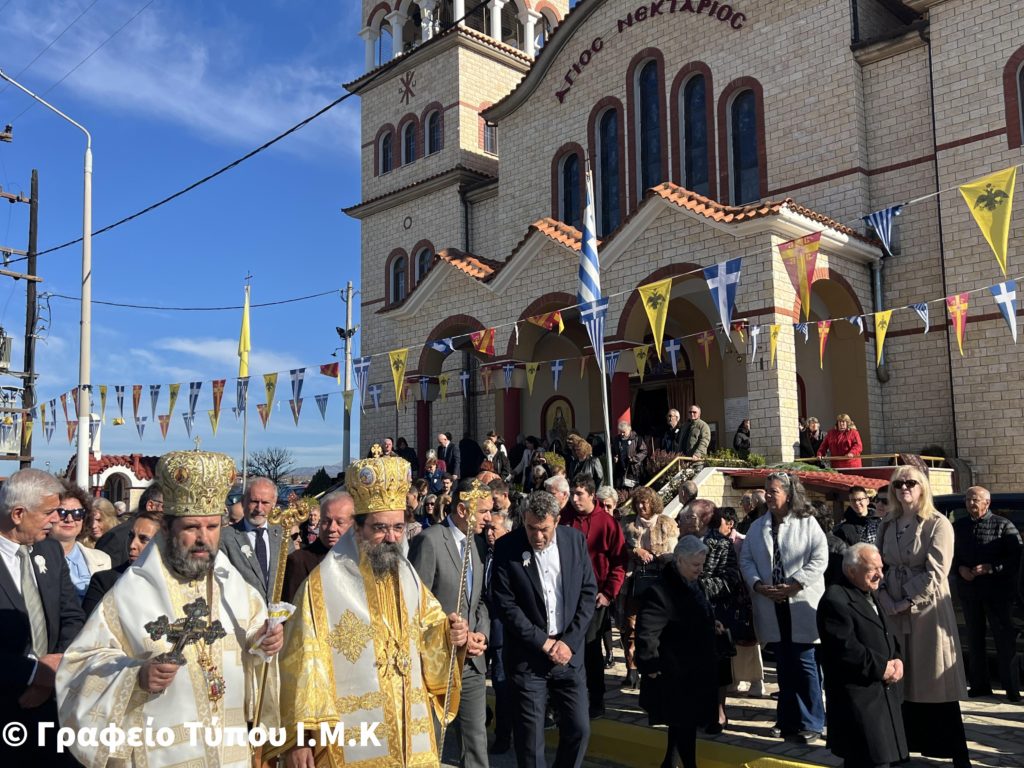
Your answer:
[163,535,216,581]
[364,540,403,579]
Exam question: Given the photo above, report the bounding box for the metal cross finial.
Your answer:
[193,436,202,451]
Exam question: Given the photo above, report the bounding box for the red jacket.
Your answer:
[560,506,627,601]
[817,428,863,468]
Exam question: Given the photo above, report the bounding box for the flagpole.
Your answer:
[598,358,614,485]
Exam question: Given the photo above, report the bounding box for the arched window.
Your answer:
[415,248,433,282]
[1018,62,1024,144]
[484,122,498,154]
[681,75,710,196]
[559,152,582,230]
[730,89,760,204]
[1001,48,1024,149]
[426,111,443,154]
[636,60,663,199]
[597,109,622,236]
[376,22,393,66]
[391,256,407,303]
[535,13,554,52]
[379,132,393,174]
[500,3,524,49]
[402,122,417,165]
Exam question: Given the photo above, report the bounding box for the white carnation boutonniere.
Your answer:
[521,551,532,568]
[34,555,47,574]
[241,544,253,558]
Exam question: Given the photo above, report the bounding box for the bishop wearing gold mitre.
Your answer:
[55,450,283,768]
[274,449,469,767]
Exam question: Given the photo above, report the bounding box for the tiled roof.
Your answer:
[66,453,160,484]
[436,249,502,280]
[529,217,583,251]
[342,165,495,216]
[722,468,890,492]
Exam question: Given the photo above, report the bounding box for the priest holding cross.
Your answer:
[56,449,283,767]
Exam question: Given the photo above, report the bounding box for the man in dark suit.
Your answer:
[281,491,355,603]
[410,478,492,767]
[492,490,597,768]
[817,543,908,768]
[0,469,86,764]
[438,431,461,480]
[661,409,685,452]
[95,482,163,567]
[219,476,283,603]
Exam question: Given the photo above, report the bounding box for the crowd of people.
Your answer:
[1,414,1021,768]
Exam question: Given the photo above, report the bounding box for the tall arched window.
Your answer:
[636,60,663,198]
[376,22,393,66]
[426,111,442,154]
[597,110,621,236]
[391,257,407,303]
[535,14,554,52]
[730,89,760,204]
[380,132,393,174]
[500,3,523,49]
[1018,63,1024,143]
[402,122,417,165]
[416,248,433,282]
[560,152,582,230]
[681,75,710,196]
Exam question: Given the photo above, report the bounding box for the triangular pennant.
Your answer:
[579,298,609,372]
[420,376,431,401]
[633,345,650,382]
[429,338,455,354]
[188,381,202,417]
[502,363,515,390]
[459,371,470,397]
[438,373,451,401]
[60,392,69,423]
[315,393,329,420]
[402,381,412,407]
[132,385,142,421]
[874,309,893,367]
[794,322,810,343]
[45,416,55,444]
[67,420,78,444]
[769,324,781,368]
[289,398,303,425]
[368,384,383,410]
[149,385,161,421]
[604,350,621,382]
[115,385,125,419]
[664,339,680,375]
[513,323,519,348]
[353,357,371,407]
[182,413,195,439]
[731,321,746,345]
[343,390,354,412]
[257,402,271,428]
[580,356,588,379]
[846,316,865,335]
[696,332,714,368]
[135,416,147,439]
[212,379,225,420]
[703,258,743,335]
[817,320,831,369]
[749,325,761,365]
[638,278,673,360]
[263,373,278,407]
[22,418,32,449]
[527,312,564,334]
[158,414,170,440]
[990,280,1018,343]
[959,166,1016,275]
[40,402,47,433]
[71,387,79,419]
[863,205,903,255]
[525,363,539,395]
[232,407,240,421]
[290,368,306,402]
[236,377,250,412]
[470,328,496,356]
[320,362,340,383]
[778,232,821,321]
[389,349,408,405]
[208,409,220,436]
[910,304,930,334]
[166,384,180,419]
[88,414,99,448]
[480,367,494,394]
[550,359,564,391]
[946,293,969,356]
[238,284,251,377]
[99,385,108,422]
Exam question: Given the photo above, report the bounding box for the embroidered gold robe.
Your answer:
[275,531,461,766]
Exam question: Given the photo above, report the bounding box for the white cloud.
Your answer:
[153,336,304,375]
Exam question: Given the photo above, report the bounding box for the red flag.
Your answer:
[132,385,142,420]
[731,321,746,344]
[946,293,969,356]
[527,311,564,334]
[320,362,340,381]
[778,232,821,321]
[211,379,225,419]
[158,414,170,439]
[470,328,496,356]
[256,402,271,428]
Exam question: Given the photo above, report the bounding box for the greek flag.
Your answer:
[703,257,743,333]
[863,205,902,255]
[429,338,454,354]
[911,303,930,334]
[353,357,371,405]
[577,164,601,306]
[990,281,1018,343]
[580,298,609,372]
[502,363,515,390]
[604,350,621,382]
[795,322,810,343]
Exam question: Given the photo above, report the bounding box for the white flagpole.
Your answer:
[598,355,613,485]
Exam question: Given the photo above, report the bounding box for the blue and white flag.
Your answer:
[502,363,515,390]
[236,377,249,411]
[182,413,195,439]
[749,325,761,364]
[135,416,148,440]
[664,339,680,375]
[551,359,564,391]
[703,257,743,333]
[459,370,471,397]
[990,280,1018,343]
[604,350,621,382]
[114,386,125,419]
[577,164,601,306]
[45,416,55,444]
[846,316,865,335]
[149,385,161,421]
[188,381,202,417]
[795,322,810,343]
[580,298,609,372]
[368,383,383,410]
[290,368,306,402]
[315,393,329,420]
[419,376,431,401]
[429,338,454,355]
[353,357,371,406]
[863,205,902,255]
[910,303,930,334]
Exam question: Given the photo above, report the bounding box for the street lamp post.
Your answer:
[0,70,93,490]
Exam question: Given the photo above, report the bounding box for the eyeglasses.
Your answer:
[425,502,436,507]
[56,508,87,521]
[689,410,699,414]
[850,496,869,503]
[370,523,407,535]
[892,480,918,490]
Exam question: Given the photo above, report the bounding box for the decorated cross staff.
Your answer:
[145,597,226,666]
[438,479,491,749]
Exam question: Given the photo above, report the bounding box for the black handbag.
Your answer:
[714,627,737,659]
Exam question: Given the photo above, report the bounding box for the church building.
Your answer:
[345,0,1024,490]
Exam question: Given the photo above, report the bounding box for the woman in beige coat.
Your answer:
[877,465,969,768]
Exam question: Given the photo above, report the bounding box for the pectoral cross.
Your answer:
[145,597,226,666]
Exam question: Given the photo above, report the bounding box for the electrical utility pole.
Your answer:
[21,170,39,469]
[337,282,357,468]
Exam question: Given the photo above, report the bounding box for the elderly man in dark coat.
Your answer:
[817,542,908,768]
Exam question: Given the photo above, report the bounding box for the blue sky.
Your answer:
[1,0,366,473]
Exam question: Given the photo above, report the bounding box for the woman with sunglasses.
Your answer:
[48,480,111,602]
[877,466,970,767]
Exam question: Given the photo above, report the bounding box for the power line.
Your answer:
[0,0,103,93]
[46,287,341,311]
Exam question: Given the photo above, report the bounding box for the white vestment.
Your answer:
[55,534,278,768]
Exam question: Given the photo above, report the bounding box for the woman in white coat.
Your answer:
[739,472,828,744]
[48,479,111,602]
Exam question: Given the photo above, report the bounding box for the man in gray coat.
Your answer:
[682,404,711,459]
[409,477,493,766]
[219,476,283,603]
